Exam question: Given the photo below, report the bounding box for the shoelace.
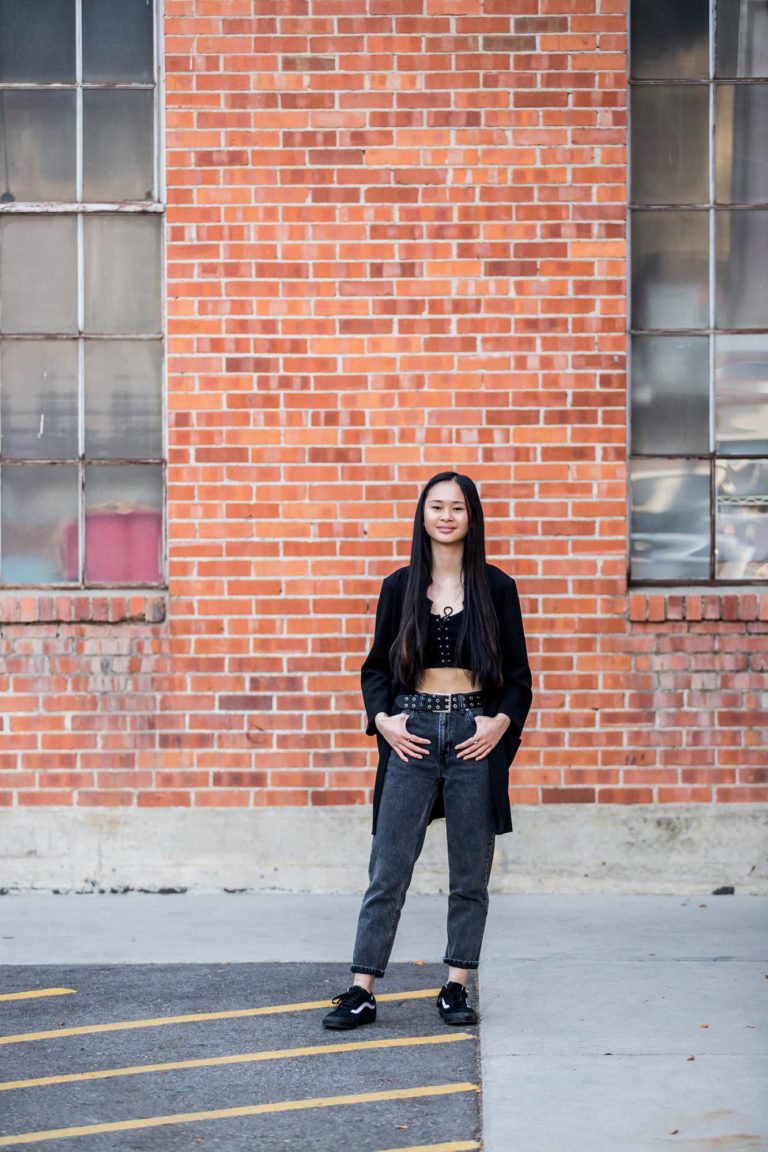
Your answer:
[331,987,371,1007]
[441,983,469,1007]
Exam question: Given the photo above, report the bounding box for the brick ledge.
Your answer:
[629,591,768,623]
[0,593,167,625]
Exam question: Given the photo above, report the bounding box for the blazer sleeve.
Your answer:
[496,578,533,739]
[361,575,396,737]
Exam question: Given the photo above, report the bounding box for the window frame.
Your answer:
[0,0,167,590]
[627,0,768,587]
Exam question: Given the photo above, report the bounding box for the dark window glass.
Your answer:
[716,0,768,78]
[631,0,709,79]
[0,91,77,203]
[631,211,710,330]
[631,335,710,453]
[82,0,154,82]
[0,0,75,83]
[631,85,709,204]
[83,90,155,202]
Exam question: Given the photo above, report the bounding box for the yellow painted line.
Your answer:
[373,1144,481,1152]
[0,988,75,1003]
[0,1081,479,1146]
[0,987,442,1046]
[0,1031,475,1092]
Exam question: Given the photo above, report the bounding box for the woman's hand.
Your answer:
[375,712,430,762]
[456,713,510,760]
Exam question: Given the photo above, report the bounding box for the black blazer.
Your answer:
[360,562,533,836]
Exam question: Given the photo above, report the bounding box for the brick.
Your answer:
[1,4,762,825]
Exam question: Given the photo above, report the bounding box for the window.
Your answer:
[0,0,164,586]
[629,0,768,583]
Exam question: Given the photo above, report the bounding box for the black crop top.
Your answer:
[424,602,464,667]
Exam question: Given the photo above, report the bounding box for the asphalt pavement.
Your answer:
[0,891,766,1152]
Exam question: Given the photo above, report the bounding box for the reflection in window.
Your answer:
[715,84,768,204]
[1,340,78,460]
[630,459,711,580]
[716,459,768,578]
[1,464,78,584]
[715,334,768,455]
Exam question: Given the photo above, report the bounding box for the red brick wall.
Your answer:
[1,0,766,813]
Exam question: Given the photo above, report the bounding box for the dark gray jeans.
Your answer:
[351,694,497,978]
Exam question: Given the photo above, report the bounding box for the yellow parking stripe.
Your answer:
[0,987,442,1046]
[0,1081,479,1146]
[0,1031,474,1091]
[0,989,75,1003]
[374,1144,480,1152]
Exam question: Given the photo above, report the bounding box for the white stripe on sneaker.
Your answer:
[350,1001,375,1014]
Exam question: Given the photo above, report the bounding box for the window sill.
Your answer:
[628,589,768,623]
[0,592,167,625]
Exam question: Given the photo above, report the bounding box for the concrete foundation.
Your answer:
[1,805,766,894]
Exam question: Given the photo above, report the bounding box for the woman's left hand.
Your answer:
[455,713,510,760]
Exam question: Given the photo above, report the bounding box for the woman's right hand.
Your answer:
[375,712,430,762]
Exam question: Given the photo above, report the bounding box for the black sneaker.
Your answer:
[437,981,478,1025]
[322,985,377,1030]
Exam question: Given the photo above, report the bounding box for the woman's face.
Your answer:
[423,481,470,547]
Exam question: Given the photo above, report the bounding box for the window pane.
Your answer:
[0,217,78,334]
[1,339,78,459]
[630,458,711,579]
[0,0,75,83]
[715,334,768,454]
[716,209,768,328]
[631,86,709,205]
[85,340,162,458]
[82,0,154,82]
[0,463,78,583]
[716,0,768,77]
[715,84,768,204]
[83,90,155,203]
[631,0,709,80]
[84,463,162,583]
[631,211,709,330]
[716,459,768,578]
[0,91,76,203]
[84,216,161,335]
[631,335,709,453]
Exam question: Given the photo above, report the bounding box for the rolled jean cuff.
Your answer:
[443,957,480,970]
[350,964,385,978]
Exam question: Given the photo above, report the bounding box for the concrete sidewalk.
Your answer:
[1,891,766,1151]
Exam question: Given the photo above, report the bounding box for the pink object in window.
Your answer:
[63,510,162,583]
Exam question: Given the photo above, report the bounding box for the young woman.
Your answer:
[323,471,533,1030]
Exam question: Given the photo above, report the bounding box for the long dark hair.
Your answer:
[390,472,504,691]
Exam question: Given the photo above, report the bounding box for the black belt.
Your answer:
[397,690,484,713]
